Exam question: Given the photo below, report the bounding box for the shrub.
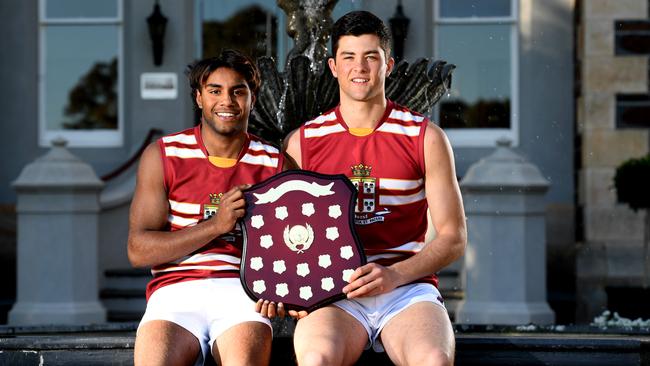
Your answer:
[614,154,650,211]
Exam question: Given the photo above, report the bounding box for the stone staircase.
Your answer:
[100,269,148,322]
[2,322,650,365]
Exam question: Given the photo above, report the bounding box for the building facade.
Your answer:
[0,0,582,323]
[577,0,650,322]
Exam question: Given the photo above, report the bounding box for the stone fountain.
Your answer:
[249,0,455,146]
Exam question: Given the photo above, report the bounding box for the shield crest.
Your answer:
[240,170,366,312]
[349,176,377,213]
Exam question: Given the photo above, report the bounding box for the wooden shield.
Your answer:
[240,170,366,312]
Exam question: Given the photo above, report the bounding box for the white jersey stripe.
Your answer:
[162,134,198,145]
[379,178,424,190]
[174,253,240,265]
[305,111,337,126]
[366,241,425,261]
[169,200,201,215]
[379,189,426,206]
[168,214,198,227]
[152,264,239,275]
[376,122,420,136]
[249,140,279,154]
[388,109,425,123]
[240,153,278,168]
[164,146,206,159]
[387,240,426,252]
[304,124,346,138]
[367,253,402,261]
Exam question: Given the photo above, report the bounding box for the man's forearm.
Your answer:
[389,232,465,286]
[128,219,224,268]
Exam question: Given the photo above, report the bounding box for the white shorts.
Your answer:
[138,277,271,365]
[333,283,446,352]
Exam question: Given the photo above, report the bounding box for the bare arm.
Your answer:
[283,129,302,168]
[282,150,300,171]
[127,143,248,268]
[343,122,467,297]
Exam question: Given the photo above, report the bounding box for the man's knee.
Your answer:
[214,322,272,366]
[408,347,454,366]
[134,321,201,366]
[296,349,339,366]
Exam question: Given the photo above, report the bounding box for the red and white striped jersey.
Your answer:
[300,100,437,287]
[146,126,284,299]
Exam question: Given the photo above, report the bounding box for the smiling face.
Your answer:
[328,34,394,105]
[195,67,255,137]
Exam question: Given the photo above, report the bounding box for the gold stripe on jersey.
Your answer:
[349,128,374,136]
[208,156,237,168]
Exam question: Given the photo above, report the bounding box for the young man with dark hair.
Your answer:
[128,49,291,366]
[284,11,467,366]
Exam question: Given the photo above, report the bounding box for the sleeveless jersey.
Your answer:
[300,100,437,287]
[146,126,284,300]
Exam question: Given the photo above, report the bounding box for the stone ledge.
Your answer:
[2,323,650,365]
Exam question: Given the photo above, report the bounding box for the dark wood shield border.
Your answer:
[240,169,366,312]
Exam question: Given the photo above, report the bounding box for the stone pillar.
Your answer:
[456,138,555,325]
[9,139,106,325]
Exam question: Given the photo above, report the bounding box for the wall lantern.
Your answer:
[389,0,410,62]
[147,0,168,66]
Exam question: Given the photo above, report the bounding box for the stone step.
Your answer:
[104,268,150,291]
[101,269,149,322]
[99,289,146,323]
[1,323,649,366]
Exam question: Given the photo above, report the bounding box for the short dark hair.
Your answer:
[331,11,392,59]
[186,49,260,122]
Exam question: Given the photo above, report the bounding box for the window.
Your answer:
[434,0,518,147]
[195,0,361,66]
[196,0,285,61]
[39,0,123,147]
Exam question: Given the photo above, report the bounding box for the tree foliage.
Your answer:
[63,58,117,130]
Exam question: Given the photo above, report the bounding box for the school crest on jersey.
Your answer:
[349,164,377,213]
[349,163,390,225]
[203,193,223,220]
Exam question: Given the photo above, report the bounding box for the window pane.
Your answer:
[201,0,278,59]
[46,0,117,18]
[44,25,118,131]
[440,0,511,18]
[438,24,511,129]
